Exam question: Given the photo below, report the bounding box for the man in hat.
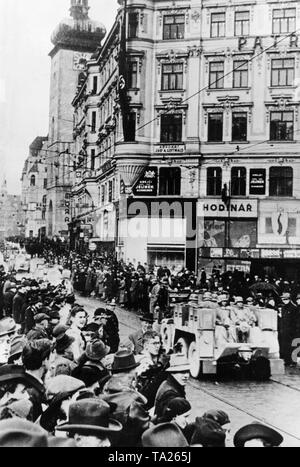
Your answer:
[190,417,226,447]
[234,422,283,447]
[12,285,27,325]
[56,398,122,447]
[279,292,297,366]
[154,354,190,421]
[127,314,154,355]
[102,349,150,446]
[142,422,188,448]
[26,313,50,341]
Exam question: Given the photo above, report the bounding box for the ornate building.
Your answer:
[45,0,106,239]
[71,0,300,276]
[21,137,48,239]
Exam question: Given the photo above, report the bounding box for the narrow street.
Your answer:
[76,294,300,447]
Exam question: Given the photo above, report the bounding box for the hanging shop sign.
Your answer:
[261,249,282,259]
[249,169,266,195]
[283,250,300,259]
[197,200,257,218]
[133,167,158,197]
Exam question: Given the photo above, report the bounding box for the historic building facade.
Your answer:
[0,179,23,241]
[21,137,48,239]
[70,0,300,276]
[45,0,106,239]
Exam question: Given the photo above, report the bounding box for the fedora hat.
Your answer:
[85,340,110,362]
[111,349,140,373]
[234,422,283,447]
[191,417,226,447]
[142,422,188,447]
[166,354,190,373]
[46,375,86,401]
[8,335,27,363]
[0,419,49,447]
[0,317,17,337]
[0,364,34,386]
[56,399,122,435]
[202,410,230,427]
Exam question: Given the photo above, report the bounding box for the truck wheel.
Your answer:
[175,338,189,358]
[161,323,173,354]
[188,341,202,379]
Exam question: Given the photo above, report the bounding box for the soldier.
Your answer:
[215,294,237,348]
[278,292,297,366]
[230,297,257,343]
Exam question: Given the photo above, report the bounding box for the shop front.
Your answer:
[197,199,258,275]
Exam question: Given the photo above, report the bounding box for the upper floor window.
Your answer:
[161,114,182,143]
[270,111,293,141]
[207,167,222,196]
[162,63,183,90]
[124,112,136,142]
[91,149,96,171]
[30,175,36,187]
[271,58,294,87]
[272,8,296,34]
[209,62,224,89]
[43,179,47,189]
[232,112,247,142]
[211,13,225,38]
[163,15,185,40]
[159,167,181,196]
[231,167,246,196]
[233,60,248,88]
[269,167,293,197]
[234,11,250,36]
[91,111,97,132]
[128,13,139,38]
[208,113,223,142]
[92,76,98,94]
[127,62,138,89]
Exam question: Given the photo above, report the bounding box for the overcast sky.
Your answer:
[0,0,119,194]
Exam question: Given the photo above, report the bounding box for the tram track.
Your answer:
[189,377,300,443]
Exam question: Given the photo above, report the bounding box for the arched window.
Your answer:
[30,175,36,187]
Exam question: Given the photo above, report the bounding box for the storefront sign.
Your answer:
[198,200,257,218]
[240,249,260,259]
[154,144,185,154]
[133,167,158,197]
[283,250,300,259]
[261,249,282,259]
[249,169,266,195]
[210,248,223,258]
[224,248,240,258]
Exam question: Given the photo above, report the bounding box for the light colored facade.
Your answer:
[45,0,106,239]
[21,137,48,239]
[0,179,23,241]
[71,0,300,277]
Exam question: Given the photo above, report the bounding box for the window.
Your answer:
[207,167,222,196]
[124,112,136,142]
[159,167,181,195]
[101,185,105,204]
[91,111,97,132]
[265,218,273,234]
[92,76,98,94]
[128,13,139,38]
[271,59,294,87]
[43,179,47,189]
[270,111,293,141]
[161,114,182,143]
[208,113,223,142]
[209,62,224,89]
[127,62,138,88]
[233,60,248,88]
[272,9,296,34]
[231,167,246,196]
[288,218,297,237]
[232,113,247,141]
[163,15,185,40]
[42,195,47,206]
[234,11,250,36]
[108,181,113,202]
[162,63,183,90]
[91,149,96,171]
[30,175,36,187]
[42,210,46,221]
[269,167,293,197]
[211,13,225,38]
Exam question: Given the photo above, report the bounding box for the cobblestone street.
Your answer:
[77,294,300,447]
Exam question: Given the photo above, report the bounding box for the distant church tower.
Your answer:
[46,0,106,238]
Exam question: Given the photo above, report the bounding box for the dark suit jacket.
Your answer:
[154,374,186,419]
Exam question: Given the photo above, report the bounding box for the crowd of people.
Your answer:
[0,245,294,447]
